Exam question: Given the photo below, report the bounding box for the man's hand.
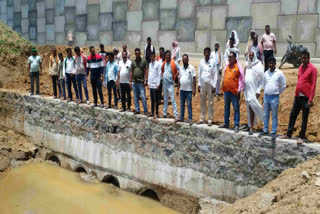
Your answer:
[256,93,260,99]
[274,48,277,55]
[212,88,216,94]
[198,86,201,93]
[176,90,179,96]
[236,91,241,99]
[308,101,313,108]
[156,86,159,90]
[144,80,147,86]
[192,90,196,97]
[129,82,132,89]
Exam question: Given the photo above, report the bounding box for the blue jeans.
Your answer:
[58,79,66,99]
[224,91,240,127]
[132,82,148,113]
[163,81,178,117]
[65,73,79,100]
[75,74,89,101]
[263,94,279,134]
[180,90,192,120]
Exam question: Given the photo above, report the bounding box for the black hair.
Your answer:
[66,48,72,52]
[58,53,63,58]
[89,46,95,50]
[265,25,270,28]
[108,52,114,57]
[135,48,141,52]
[147,37,151,41]
[229,51,237,58]
[301,50,310,58]
[150,52,155,56]
[100,44,104,48]
[183,54,189,59]
[268,56,276,63]
[165,50,171,55]
[159,47,165,51]
[74,46,80,52]
[204,47,211,53]
[229,37,235,42]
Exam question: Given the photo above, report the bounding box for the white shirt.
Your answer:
[148,60,162,89]
[63,57,75,76]
[117,51,131,61]
[179,64,196,91]
[263,68,286,95]
[28,55,42,72]
[119,59,132,84]
[210,50,223,71]
[198,58,217,88]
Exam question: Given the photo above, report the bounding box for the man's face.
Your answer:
[109,55,114,62]
[253,35,258,44]
[268,61,276,70]
[135,50,141,59]
[215,44,219,51]
[123,45,127,51]
[58,54,63,61]
[249,51,254,61]
[90,48,95,55]
[229,39,234,47]
[52,48,56,55]
[147,39,151,45]
[204,50,210,60]
[32,50,36,56]
[182,56,188,66]
[231,32,235,38]
[250,32,255,38]
[67,50,72,57]
[265,26,270,33]
[159,49,164,57]
[301,54,310,66]
[75,49,80,56]
[100,46,104,51]
[151,54,155,62]
[165,52,171,61]
[228,53,236,64]
[122,52,127,61]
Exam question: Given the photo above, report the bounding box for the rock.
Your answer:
[315,172,320,177]
[80,172,99,184]
[199,197,229,214]
[315,178,320,187]
[0,154,10,171]
[307,135,316,142]
[302,171,311,180]
[258,193,275,209]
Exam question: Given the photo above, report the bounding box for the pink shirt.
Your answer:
[295,62,318,102]
[261,33,276,50]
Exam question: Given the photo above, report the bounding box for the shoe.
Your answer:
[67,98,71,102]
[259,132,269,137]
[143,112,149,116]
[198,120,204,125]
[271,133,277,140]
[219,124,228,128]
[297,138,304,144]
[86,100,90,105]
[234,126,239,133]
[249,130,253,135]
[176,118,184,123]
[279,135,291,139]
[153,115,157,119]
[208,120,212,126]
[36,93,40,95]
[105,105,111,109]
[162,115,167,118]
[126,107,130,111]
[53,96,57,99]
[120,109,125,112]
[30,93,34,96]
[100,104,104,108]
[134,111,140,115]
[76,100,80,104]
[114,106,118,110]
[187,119,193,125]
[174,117,179,123]
[93,103,98,107]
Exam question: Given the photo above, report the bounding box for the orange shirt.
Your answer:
[222,63,240,95]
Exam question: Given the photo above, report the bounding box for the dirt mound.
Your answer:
[217,154,320,214]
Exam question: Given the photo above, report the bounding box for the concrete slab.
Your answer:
[298,0,316,14]
[22,33,28,40]
[46,24,55,41]
[251,2,280,29]
[176,18,196,41]
[127,10,142,31]
[99,13,112,31]
[198,0,211,6]
[37,17,46,33]
[278,15,297,43]
[76,0,87,15]
[280,0,298,15]
[28,0,36,10]
[227,0,252,17]
[142,20,159,41]
[45,0,54,9]
[315,29,320,56]
[13,26,21,33]
[210,30,226,47]
[29,25,37,40]
[159,9,176,30]
[88,0,98,4]
[45,8,55,24]
[177,0,196,18]
[21,18,28,33]
[55,32,65,44]
[158,31,176,50]
[20,3,27,18]
[99,32,113,45]
[195,30,210,52]
[112,21,127,41]
[125,31,142,45]
[0,13,7,24]
[7,19,14,28]
[113,1,127,21]
[87,4,100,25]
[142,0,159,21]
[99,0,112,13]
[0,0,7,14]
[7,0,13,6]
[75,14,87,32]
[65,24,75,33]
[65,7,76,24]
[276,42,288,57]
[211,5,227,30]
[196,6,211,30]
[213,0,227,4]
[36,1,45,18]
[179,41,196,53]
[37,32,46,44]
[13,0,20,12]
[55,16,65,33]
[226,17,252,42]
[128,0,142,10]
[28,10,37,25]
[296,15,318,42]
[14,11,20,27]
[55,0,64,16]
[75,32,87,46]
[7,6,14,20]
[87,24,99,41]
[64,0,75,7]
[160,0,177,9]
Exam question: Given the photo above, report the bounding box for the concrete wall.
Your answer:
[1,0,320,56]
[1,89,320,203]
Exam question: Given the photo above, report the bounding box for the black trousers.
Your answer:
[51,75,58,97]
[120,83,131,110]
[150,88,159,116]
[263,50,274,71]
[91,77,104,105]
[158,80,163,105]
[107,80,117,107]
[286,96,310,139]
[30,72,40,94]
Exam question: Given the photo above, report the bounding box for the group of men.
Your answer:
[28,26,317,143]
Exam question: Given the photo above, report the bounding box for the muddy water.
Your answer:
[0,162,179,214]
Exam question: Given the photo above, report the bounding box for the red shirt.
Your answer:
[295,62,317,102]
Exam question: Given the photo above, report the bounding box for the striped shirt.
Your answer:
[98,51,107,66]
[87,54,104,79]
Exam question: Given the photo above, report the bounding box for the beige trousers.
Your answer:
[200,83,214,122]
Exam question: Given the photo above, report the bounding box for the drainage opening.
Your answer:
[46,155,61,166]
[74,166,87,174]
[102,175,120,188]
[140,189,160,202]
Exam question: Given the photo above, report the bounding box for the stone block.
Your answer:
[176,18,195,41]
[127,10,142,31]
[28,0,36,10]
[0,13,7,24]
[296,15,318,42]
[142,0,160,21]
[65,7,76,24]
[28,10,37,25]
[87,4,99,25]
[315,29,320,56]
[159,9,176,30]
[22,33,28,39]
[318,1,320,27]
[298,0,316,14]
[99,13,112,31]
[29,25,37,40]
[112,21,127,41]
[75,14,87,32]
[36,1,45,17]
[7,6,14,20]
[296,43,315,56]
[76,0,87,15]
[20,3,27,18]
[14,12,20,27]
[75,32,87,46]
[21,18,28,33]
[88,0,98,4]
[55,16,65,32]
[55,32,65,44]
[196,6,211,30]
[45,8,55,24]
[125,31,142,45]
[37,32,46,44]
[179,41,196,53]
[226,17,252,42]
[46,24,55,41]
[55,0,64,16]
[276,42,288,57]
[198,0,211,6]
[99,0,112,13]
[65,23,75,33]
[278,15,297,43]
[158,31,176,50]
[13,0,21,12]
[37,17,46,32]
[14,26,21,33]
[160,0,177,9]
[227,0,252,17]
[195,30,210,52]
[128,0,142,10]
[211,6,227,30]
[7,19,14,28]
[213,0,227,4]
[64,0,75,7]
[177,0,196,18]
[210,30,226,47]
[87,24,99,41]
[142,20,159,41]
[99,32,112,45]
[45,0,54,9]
[0,0,7,14]
[251,2,280,29]
[113,1,127,21]
[280,0,298,15]
[7,0,13,6]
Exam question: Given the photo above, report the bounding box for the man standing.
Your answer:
[28,48,42,95]
[74,46,89,104]
[224,38,239,66]
[105,53,119,109]
[49,47,59,99]
[63,48,79,102]
[280,51,317,144]
[157,47,165,103]
[117,51,132,112]
[87,46,104,108]
[259,57,286,140]
[161,50,180,120]
[99,44,108,78]
[261,25,277,71]
[198,47,216,126]
[245,30,255,57]
[210,42,223,97]
[66,31,74,46]
[130,48,148,115]
[148,52,162,118]
[117,44,130,61]
[250,34,264,62]
[144,37,155,64]
[177,54,196,124]
[219,51,244,133]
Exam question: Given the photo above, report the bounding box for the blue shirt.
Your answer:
[163,61,180,84]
